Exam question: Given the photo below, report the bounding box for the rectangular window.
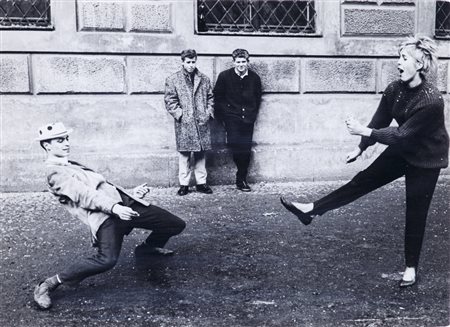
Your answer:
[436,0,450,39]
[197,0,316,35]
[0,0,52,29]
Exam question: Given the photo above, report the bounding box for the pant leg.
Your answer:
[224,119,254,182]
[224,119,241,175]
[193,151,207,185]
[58,217,125,284]
[129,203,186,248]
[178,151,192,186]
[404,165,440,268]
[236,123,254,181]
[312,148,407,215]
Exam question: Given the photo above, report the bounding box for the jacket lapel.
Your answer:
[69,160,150,207]
[114,184,150,207]
[69,160,94,171]
[193,73,201,95]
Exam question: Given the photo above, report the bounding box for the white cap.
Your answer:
[36,122,73,141]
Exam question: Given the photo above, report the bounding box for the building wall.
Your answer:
[1,0,449,192]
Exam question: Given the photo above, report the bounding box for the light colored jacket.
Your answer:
[164,68,214,151]
[45,159,149,245]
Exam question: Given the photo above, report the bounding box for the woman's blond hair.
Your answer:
[399,35,438,77]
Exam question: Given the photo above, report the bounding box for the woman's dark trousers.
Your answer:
[58,203,185,284]
[311,148,440,268]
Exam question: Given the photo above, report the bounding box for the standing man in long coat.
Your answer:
[164,49,215,196]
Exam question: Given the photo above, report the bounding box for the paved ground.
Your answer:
[1,179,449,327]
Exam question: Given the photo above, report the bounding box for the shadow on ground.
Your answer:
[1,179,449,327]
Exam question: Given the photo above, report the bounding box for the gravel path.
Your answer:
[1,180,449,327]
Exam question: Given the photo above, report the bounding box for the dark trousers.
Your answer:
[223,118,255,182]
[58,202,185,284]
[312,148,440,268]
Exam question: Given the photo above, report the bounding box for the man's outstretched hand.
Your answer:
[133,183,150,199]
[112,204,139,220]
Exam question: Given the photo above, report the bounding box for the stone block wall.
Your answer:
[128,56,215,94]
[78,2,126,31]
[34,55,126,94]
[303,59,376,93]
[341,0,415,36]
[78,0,172,33]
[1,0,449,192]
[0,55,30,93]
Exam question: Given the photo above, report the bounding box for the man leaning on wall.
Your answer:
[214,49,262,192]
[164,49,215,196]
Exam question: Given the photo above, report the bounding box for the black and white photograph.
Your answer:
[1,0,449,326]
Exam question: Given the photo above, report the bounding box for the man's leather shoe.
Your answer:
[135,244,174,257]
[399,276,417,288]
[280,196,313,225]
[236,180,251,192]
[196,184,213,194]
[177,186,189,196]
[34,282,53,310]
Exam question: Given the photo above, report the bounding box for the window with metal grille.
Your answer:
[196,0,316,35]
[436,0,450,39]
[0,0,52,29]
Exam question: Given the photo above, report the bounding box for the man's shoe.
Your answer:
[280,196,313,225]
[135,244,175,257]
[196,184,213,194]
[236,180,251,192]
[34,282,53,310]
[177,186,189,196]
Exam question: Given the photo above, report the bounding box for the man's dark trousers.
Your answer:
[58,197,185,285]
[224,116,255,183]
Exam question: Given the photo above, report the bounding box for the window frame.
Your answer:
[194,0,322,37]
[435,0,450,40]
[0,0,54,30]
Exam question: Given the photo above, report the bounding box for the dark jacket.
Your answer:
[213,68,262,124]
[164,69,214,152]
[359,79,449,169]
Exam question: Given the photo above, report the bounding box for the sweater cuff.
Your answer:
[358,136,371,152]
[370,129,386,144]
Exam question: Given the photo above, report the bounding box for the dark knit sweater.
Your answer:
[359,79,449,169]
[213,68,262,124]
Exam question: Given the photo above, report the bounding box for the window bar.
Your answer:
[196,0,316,35]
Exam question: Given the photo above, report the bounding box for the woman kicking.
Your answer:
[281,36,448,288]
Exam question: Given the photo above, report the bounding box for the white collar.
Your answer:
[234,68,249,79]
[45,156,70,166]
